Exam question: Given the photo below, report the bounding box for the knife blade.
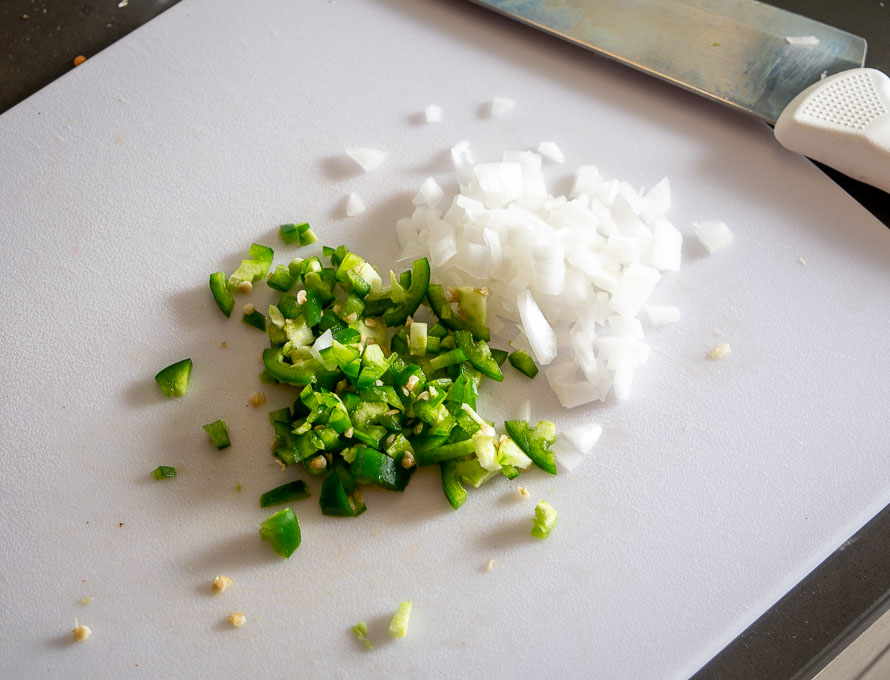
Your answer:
[468,0,890,193]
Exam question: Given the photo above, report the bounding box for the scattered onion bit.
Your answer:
[489,97,515,117]
[344,147,387,172]
[227,612,246,628]
[694,220,734,254]
[346,192,366,216]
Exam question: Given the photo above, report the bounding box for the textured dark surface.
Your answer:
[1,2,888,678]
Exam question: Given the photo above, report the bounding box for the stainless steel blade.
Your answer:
[469,0,867,123]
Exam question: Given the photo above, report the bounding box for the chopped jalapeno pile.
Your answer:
[196,236,562,557]
[218,243,556,520]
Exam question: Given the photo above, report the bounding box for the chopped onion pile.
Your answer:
[395,144,686,407]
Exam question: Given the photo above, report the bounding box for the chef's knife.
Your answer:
[468,0,890,193]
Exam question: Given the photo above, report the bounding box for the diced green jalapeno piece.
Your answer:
[267,264,299,292]
[429,348,468,372]
[350,447,410,491]
[409,322,428,356]
[383,258,431,327]
[504,420,557,475]
[242,308,267,331]
[508,350,539,378]
[203,419,231,449]
[259,480,310,507]
[300,288,323,327]
[228,243,274,290]
[453,330,503,381]
[209,272,235,317]
[154,358,192,398]
[531,500,557,539]
[259,507,301,558]
[320,467,366,517]
[151,465,176,480]
[262,347,317,386]
[351,621,374,650]
[280,222,318,246]
[489,348,509,366]
[414,437,476,466]
[426,284,490,341]
[388,601,413,638]
[440,459,468,509]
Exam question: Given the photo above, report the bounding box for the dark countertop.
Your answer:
[2,2,888,678]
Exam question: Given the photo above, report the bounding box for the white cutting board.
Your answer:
[1,1,888,678]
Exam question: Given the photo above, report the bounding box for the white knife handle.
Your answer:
[774,68,890,194]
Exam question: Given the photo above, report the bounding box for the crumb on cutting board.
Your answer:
[708,342,732,360]
[211,575,232,595]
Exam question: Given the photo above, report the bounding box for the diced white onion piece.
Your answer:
[424,104,443,122]
[640,177,671,224]
[412,177,445,207]
[509,327,534,355]
[397,239,426,262]
[427,220,458,266]
[571,328,599,383]
[473,162,523,208]
[563,422,603,454]
[607,315,644,339]
[503,150,547,197]
[489,97,515,117]
[545,362,601,408]
[532,243,566,296]
[570,165,603,198]
[310,329,333,363]
[605,235,642,265]
[645,304,680,326]
[612,367,634,401]
[395,218,418,248]
[345,147,387,172]
[454,242,491,279]
[536,141,566,164]
[695,220,734,254]
[451,141,475,183]
[646,218,683,271]
[592,270,621,295]
[483,228,504,277]
[346,192,366,216]
[599,179,620,206]
[552,436,584,471]
[609,263,661,318]
[517,290,558,366]
[596,336,650,370]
